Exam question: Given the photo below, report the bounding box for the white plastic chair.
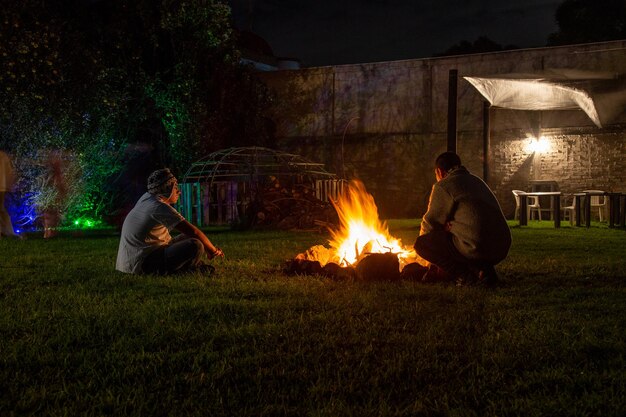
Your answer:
[561,195,576,225]
[512,190,541,221]
[582,190,607,222]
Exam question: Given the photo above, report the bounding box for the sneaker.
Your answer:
[421,265,453,284]
[455,271,480,287]
[2,233,25,240]
[477,266,499,287]
[195,262,215,275]
[456,266,498,288]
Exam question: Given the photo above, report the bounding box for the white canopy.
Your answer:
[464,69,626,128]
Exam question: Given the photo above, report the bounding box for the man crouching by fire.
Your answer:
[414,152,511,286]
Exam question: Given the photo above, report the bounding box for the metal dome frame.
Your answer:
[179,147,342,226]
[182,146,336,184]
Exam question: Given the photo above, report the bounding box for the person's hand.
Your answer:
[211,247,225,259]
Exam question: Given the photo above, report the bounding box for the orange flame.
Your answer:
[300,180,423,270]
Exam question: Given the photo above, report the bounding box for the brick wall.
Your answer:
[488,128,626,216]
[259,41,626,219]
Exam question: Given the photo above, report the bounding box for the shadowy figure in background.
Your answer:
[106,98,171,229]
[41,151,68,238]
[414,152,511,287]
[136,98,171,168]
[0,149,21,239]
[104,142,158,230]
[116,168,224,275]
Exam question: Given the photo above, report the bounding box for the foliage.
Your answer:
[433,36,519,57]
[548,0,626,46]
[1,222,625,415]
[0,0,275,228]
[26,150,81,212]
[0,1,74,117]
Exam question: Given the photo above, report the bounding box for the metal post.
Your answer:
[447,69,458,152]
[184,183,193,220]
[341,116,359,179]
[585,193,591,228]
[620,194,626,227]
[195,183,202,227]
[575,194,582,227]
[520,194,528,226]
[554,195,561,228]
[482,101,490,184]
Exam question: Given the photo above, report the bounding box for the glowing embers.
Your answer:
[285,180,427,281]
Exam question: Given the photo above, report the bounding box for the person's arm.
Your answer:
[174,219,225,259]
[420,184,455,236]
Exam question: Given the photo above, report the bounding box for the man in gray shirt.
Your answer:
[116,168,224,275]
[414,152,511,286]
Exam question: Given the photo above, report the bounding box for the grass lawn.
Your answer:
[1,220,625,416]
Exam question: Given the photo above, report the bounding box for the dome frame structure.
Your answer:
[179,147,342,227]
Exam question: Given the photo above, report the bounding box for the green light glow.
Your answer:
[69,217,100,229]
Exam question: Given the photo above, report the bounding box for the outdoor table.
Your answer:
[574,191,626,228]
[518,191,561,228]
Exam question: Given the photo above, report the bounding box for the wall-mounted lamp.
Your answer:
[526,136,550,154]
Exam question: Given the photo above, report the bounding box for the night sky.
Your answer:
[229,0,562,67]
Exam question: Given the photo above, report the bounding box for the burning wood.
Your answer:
[284,180,428,281]
[355,253,400,281]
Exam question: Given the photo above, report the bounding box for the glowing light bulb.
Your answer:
[526,136,551,154]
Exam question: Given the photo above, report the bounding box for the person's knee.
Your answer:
[413,236,426,254]
[414,231,455,265]
[413,235,433,259]
[181,238,204,269]
[189,238,204,257]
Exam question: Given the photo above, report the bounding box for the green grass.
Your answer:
[1,221,625,416]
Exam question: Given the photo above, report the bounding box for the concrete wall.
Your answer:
[259,40,626,219]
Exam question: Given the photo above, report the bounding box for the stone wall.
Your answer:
[259,40,626,219]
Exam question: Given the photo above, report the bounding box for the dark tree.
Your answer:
[548,0,626,46]
[433,36,519,57]
[0,0,275,227]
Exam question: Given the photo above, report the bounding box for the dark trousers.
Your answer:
[414,230,493,280]
[0,191,17,237]
[142,235,204,275]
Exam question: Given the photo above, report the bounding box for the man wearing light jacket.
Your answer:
[414,152,511,286]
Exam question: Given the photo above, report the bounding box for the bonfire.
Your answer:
[288,180,427,280]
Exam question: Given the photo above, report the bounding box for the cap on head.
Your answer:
[147,168,177,196]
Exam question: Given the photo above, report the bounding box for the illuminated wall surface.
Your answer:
[260,40,626,219]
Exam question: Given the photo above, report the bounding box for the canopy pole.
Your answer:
[483,101,491,184]
[447,69,458,152]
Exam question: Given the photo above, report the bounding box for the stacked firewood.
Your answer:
[253,182,338,230]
